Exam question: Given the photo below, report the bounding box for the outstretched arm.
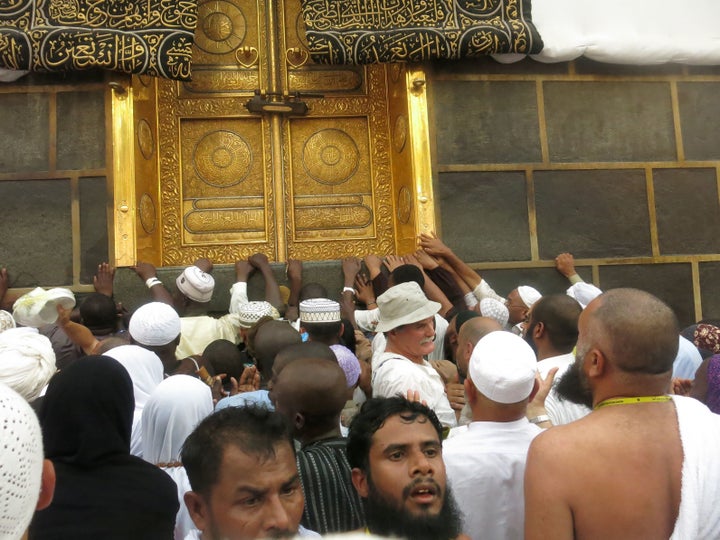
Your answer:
[555,253,584,285]
[93,262,115,297]
[133,262,174,305]
[285,258,302,322]
[419,232,482,290]
[57,305,100,355]
[249,253,283,312]
[403,253,453,318]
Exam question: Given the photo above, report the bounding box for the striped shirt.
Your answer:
[297,437,365,534]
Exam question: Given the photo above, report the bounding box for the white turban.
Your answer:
[129,302,181,346]
[0,382,44,539]
[0,310,15,333]
[517,286,542,308]
[0,327,57,402]
[566,282,602,309]
[480,298,510,328]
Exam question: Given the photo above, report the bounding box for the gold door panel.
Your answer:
[179,117,271,245]
[117,0,434,265]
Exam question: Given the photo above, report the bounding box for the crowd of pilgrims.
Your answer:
[0,232,719,540]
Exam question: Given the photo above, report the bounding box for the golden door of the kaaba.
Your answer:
[112,0,435,266]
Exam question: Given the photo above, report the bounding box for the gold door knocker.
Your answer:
[286,47,309,68]
[235,46,259,68]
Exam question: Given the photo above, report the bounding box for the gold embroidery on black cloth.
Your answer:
[0,0,198,80]
[299,0,543,64]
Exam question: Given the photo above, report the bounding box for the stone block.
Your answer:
[653,168,720,255]
[535,169,651,258]
[677,82,720,160]
[57,90,106,170]
[434,80,541,164]
[0,180,72,286]
[0,94,49,173]
[544,81,675,162]
[438,171,530,262]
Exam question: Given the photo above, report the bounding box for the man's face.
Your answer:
[188,442,304,540]
[505,288,528,325]
[353,414,463,540]
[389,317,436,359]
[360,414,445,516]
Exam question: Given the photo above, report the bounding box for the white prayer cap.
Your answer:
[12,287,75,327]
[0,382,44,539]
[176,266,215,303]
[0,327,56,402]
[517,286,542,308]
[237,301,280,329]
[129,302,181,346]
[0,310,15,333]
[469,331,537,404]
[375,282,441,333]
[566,282,602,309]
[480,298,509,328]
[300,298,341,323]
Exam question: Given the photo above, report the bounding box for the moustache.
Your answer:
[420,336,435,345]
[402,477,442,500]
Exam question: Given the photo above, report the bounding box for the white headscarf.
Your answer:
[0,327,56,402]
[141,375,213,465]
[142,375,213,540]
[0,382,44,540]
[104,345,164,457]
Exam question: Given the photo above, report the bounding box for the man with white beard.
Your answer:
[371,282,456,428]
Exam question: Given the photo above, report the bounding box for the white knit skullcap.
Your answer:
[0,327,57,402]
[300,298,341,323]
[0,382,44,539]
[469,331,537,404]
[237,301,280,329]
[517,286,542,308]
[176,266,215,303]
[480,298,509,328]
[0,310,15,333]
[566,282,602,309]
[129,302,181,346]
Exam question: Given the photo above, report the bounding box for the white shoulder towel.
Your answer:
[670,395,720,539]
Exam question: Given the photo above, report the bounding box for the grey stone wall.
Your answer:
[430,58,720,327]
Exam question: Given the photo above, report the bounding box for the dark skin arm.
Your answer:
[93,262,115,297]
[248,253,283,312]
[285,259,302,322]
[133,261,174,305]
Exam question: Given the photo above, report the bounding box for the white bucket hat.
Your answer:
[375,282,441,333]
[12,287,76,327]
